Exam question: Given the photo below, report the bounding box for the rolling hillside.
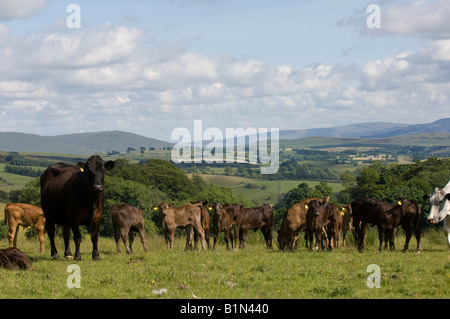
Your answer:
[0,131,173,155]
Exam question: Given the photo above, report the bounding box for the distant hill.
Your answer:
[0,131,173,155]
[279,118,450,139]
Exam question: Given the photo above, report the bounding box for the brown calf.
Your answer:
[110,204,147,254]
[156,202,206,250]
[211,202,242,250]
[340,204,353,247]
[305,197,342,251]
[4,203,46,252]
[277,198,322,251]
[237,205,274,249]
[191,201,211,250]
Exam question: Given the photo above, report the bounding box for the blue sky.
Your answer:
[0,0,449,140]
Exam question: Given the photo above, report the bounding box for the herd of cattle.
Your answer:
[1,155,449,269]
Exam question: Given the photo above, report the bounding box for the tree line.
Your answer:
[4,157,450,239]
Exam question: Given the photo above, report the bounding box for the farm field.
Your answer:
[0,229,448,300]
[189,174,344,205]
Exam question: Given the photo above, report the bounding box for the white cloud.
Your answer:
[0,0,49,21]
[0,11,450,140]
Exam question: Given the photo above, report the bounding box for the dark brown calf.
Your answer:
[0,248,33,270]
[110,204,147,254]
[305,198,342,251]
[211,202,241,250]
[341,204,353,247]
[351,197,418,252]
[237,205,274,249]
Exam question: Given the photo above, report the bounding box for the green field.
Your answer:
[0,228,448,299]
[190,174,343,205]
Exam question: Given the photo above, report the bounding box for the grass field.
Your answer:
[0,228,448,299]
[190,174,344,205]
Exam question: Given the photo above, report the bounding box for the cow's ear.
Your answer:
[323,196,330,203]
[445,193,450,200]
[423,194,430,201]
[105,161,115,171]
[76,162,87,172]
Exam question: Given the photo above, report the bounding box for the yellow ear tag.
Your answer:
[208,207,213,211]
[153,207,158,211]
[80,167,84,172]
[304,204,309,210]
[397,200,402,206]
[341,211,345,216]
[140,210,143,214]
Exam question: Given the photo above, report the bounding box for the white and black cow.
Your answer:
[424,181,450,248]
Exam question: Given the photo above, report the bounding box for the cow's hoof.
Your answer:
[65,255,74,261]
[51,254,60,260]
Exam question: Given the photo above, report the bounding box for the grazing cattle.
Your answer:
[190,201,211,250]
[3,203,46,252]
[424,181,450,248]
[211,202,242,250]
[156,202,206,250]
[110,204,147,254]
[0,248,33,270]
[277,198,322,251]
[237,205,274,249]
[305,197,342,251]
[340,204,353,247]
[40,155,115,261]
[351,197,418,252]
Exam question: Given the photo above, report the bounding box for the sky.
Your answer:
[0,0,449,141]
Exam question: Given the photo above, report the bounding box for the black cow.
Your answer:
[40,155,114,260]
[351,197,418,252]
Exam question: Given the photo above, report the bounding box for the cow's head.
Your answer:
[305,200,321,217]
[424,187,448,224]
[78,155,114,193]
[157,202,175,217]
[341,204,352,217]
[396,198,418,215]
[213,202,222,215]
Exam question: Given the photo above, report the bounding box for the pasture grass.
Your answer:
[0,229,448,299]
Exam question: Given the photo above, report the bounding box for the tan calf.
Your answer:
[4,203,46,252]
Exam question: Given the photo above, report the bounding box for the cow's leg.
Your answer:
[414,216,422,252]
[72,225,83,261]
[90,223,101,261]
[185,225,194,251]
[239,228,247,249]
[63,225,72,259]
[213,226,219,250]
[388,229,396,251]
[36,225,45,252]
[402,224,412,253]
[47,222,59,259]
[128,230,135,253]
[377,226,384,251]
[260,226,272,249]
[8,224,19,248]
[114,226,122,253]
[224,229,230,250]
[193,222,206,250]
[120,226,131,254]
[193,228,199,250]
[138,227,147,252]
